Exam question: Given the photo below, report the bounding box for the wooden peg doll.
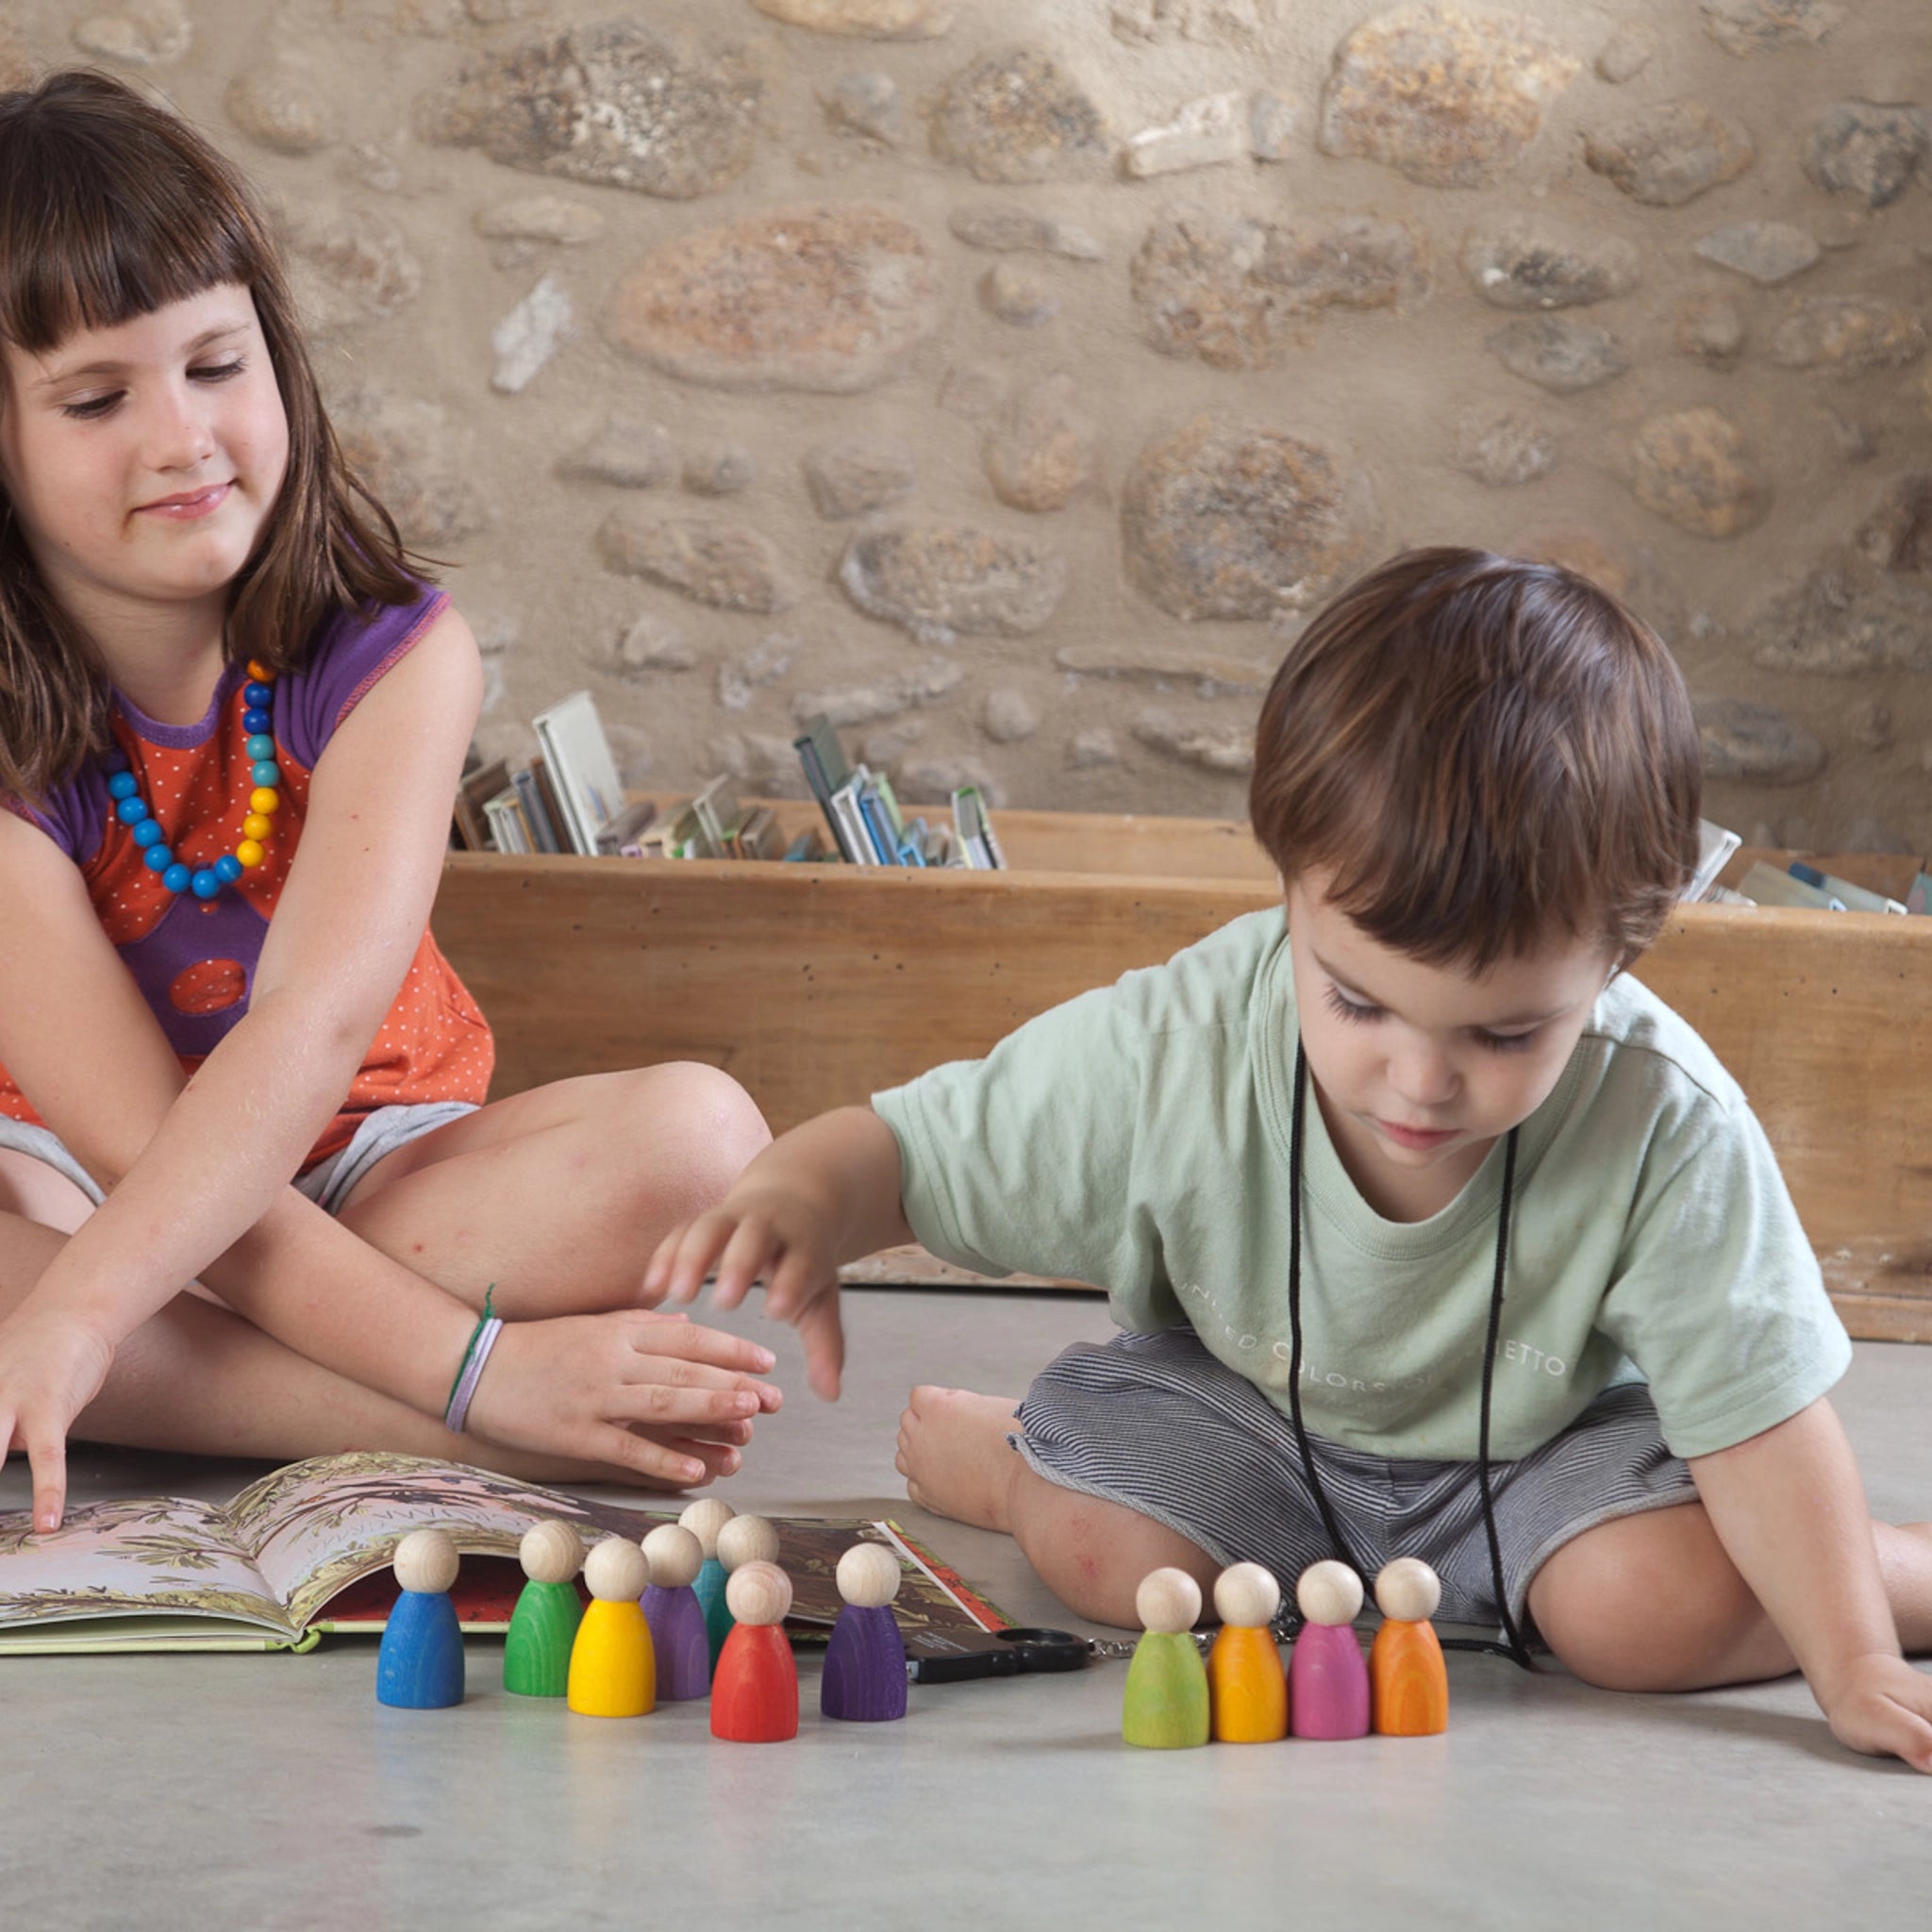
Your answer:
[1371,1557,1450,1737]
[566,1536,657,1719]
[708,1512,781,1672]
[821,1542,908,1723]
[710,1559,799,1742]
[678,1497,737,1669]
[641,1523,712,1701]
[1122,1567,1210,1749]
[1288,1559,1370,1740]
[1208,1561,1288,1743]
[376,1527,465,1709]
[504,1520,586,1698]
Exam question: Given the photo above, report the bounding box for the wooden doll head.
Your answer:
[641,1524,704,1590]
[519,1520,585,1586]
[677,1496,736,1558]
[724,1558,792,1626]
[392,1527,459,1595]
[1212,1561,1281,1630]
[1296,1559,1364,1627]
[836,1542,904,1609]
[1135,1567,1202,1635]
[583,1535,650,1603]
[717,1513,780,1573]
[1374,1557,1443,1624]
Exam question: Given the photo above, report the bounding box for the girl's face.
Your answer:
[0,281,289,650]
[1286,870,1617,1223]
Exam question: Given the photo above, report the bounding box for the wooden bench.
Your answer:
[431,810,1932,1343]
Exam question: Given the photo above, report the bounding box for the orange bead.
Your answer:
[242,813,273,841]
[246,659,275,682]
[250,787,280,816]
[236,840,265,869]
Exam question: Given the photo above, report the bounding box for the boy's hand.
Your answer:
[643,1181,846,1401]
[1821,1653,1932,1773]
[464,1307,782,1490]
[0,1303,117,1533]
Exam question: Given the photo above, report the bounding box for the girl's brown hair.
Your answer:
[0,69,424,807]
[1249,547,1702,972]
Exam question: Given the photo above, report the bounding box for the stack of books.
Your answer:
[791,713,1004,870]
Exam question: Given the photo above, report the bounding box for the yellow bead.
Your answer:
[236,841,265,869]
[242,813,273,841]
[250,787,280,815]
[246,658,275,682]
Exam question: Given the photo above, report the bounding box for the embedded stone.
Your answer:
[1770,297,1928,374]
[1461,217,1641,310]
[415,21,760,200]
[1692,222,1821,286]
[682,443,756,495]
[226,53,337,154]
[838,525,1069,644]
[1316,4,1580,189]
[1849,697,1893,751]
[475,194,606,246]
[979,262,1058,326]
[333,391,490,548]
[938,365,1003,418]
[982,688,1040,742]
[1488,316,1628,392]
[1694,698,1826,785]
[1121,417,1375,621]
[718,634,799,713]
[947,206,1104,260]
[981,373,1097,512]
[558,416,675,489]
[750,0,955,35]
[1701,0,1844,56]
[707,732,810,794]
[1856,476,1932,575]
[1594,22,1656,82]
[821,73,901,142]
[491,274,572,393]
[803,437,918,519]
[1250,92,1297,160]
[1677,291,1746,364]
[1123,92,1247,179]
[1746,569,1932,676]
[596,510,799,613]
[1453,408,1555,487]
[1583,100,1754,206]
[1067,727,1120,769]
[74,0,192,66]
[929,48,1108,184]
[1055,643,1273,692]
[1132,211,1424,371]
[1630,408,1769,539]
[610,612,695,675]
[1804,102,1927,208]
[791,661,965,726]
[602,206,941,393]
[1133,710,1254,775]
[897,757,999,807]
[1110,0,1268,42]
[283,204,422,336]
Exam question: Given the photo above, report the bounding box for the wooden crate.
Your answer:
[432,813,1932,1342]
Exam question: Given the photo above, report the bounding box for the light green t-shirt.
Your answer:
[874,908,1850,1463]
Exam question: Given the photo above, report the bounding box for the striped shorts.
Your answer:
[1013,1328,1699,1643]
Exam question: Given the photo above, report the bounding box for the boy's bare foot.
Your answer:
[895,1386,1024,1531]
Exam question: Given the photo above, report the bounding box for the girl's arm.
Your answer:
[1690,1397,1932,1771]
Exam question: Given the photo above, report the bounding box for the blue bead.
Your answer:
[243,682,274,709]
[242,708,271,734]
[115,795,150,825]
[143,844,174,873]
[102,747,129,774]
[191,869,222,900]
[162,862,192,893]
[107,771,138,800]
[245,734,275,761]
[131,818,165,848]
[214,855,243,883]
[251,759,281,789]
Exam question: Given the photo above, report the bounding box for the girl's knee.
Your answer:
[591,1062,770,1213]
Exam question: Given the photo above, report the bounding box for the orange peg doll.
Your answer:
[1370,1557,1449,1737]
[710,1560,799,1743]
[1208,1561,1288,1743]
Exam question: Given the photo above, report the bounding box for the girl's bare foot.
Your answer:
[895,1386,1024,1531]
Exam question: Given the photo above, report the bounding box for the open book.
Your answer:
[0,1452,1008,1656]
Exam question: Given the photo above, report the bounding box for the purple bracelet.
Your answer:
[443,1316,504,1434]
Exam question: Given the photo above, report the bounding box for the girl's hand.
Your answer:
[0,1305,117,1533]
[643,1182,846,1402]
[1821,1653,1932,1773]
[461,1307,782,1490]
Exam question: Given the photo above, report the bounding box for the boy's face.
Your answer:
[1285,871,1618,1222]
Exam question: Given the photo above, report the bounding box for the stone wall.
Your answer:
[6,0,1930,845]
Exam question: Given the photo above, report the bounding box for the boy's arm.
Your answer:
[1689,1396,1932,1771]
[645,1106,915,1401]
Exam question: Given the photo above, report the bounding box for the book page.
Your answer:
[0,1495,286,1637]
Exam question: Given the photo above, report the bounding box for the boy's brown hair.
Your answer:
[0,69,422,808]
[1249,547,1702,972]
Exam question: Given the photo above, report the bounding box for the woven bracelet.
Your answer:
[443,1285,502,1435]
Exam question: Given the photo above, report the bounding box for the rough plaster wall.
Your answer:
[6,0,1929,844]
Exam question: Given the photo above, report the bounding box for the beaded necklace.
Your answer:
[104,658,281,903]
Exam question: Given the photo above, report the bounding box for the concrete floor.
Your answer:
[2,1287,1927,1932]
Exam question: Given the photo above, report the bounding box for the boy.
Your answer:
[646,548,1932,1771]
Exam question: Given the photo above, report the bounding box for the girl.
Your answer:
[0,70,778,1536]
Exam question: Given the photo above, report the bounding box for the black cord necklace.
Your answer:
[1284,1042,1533,1669]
